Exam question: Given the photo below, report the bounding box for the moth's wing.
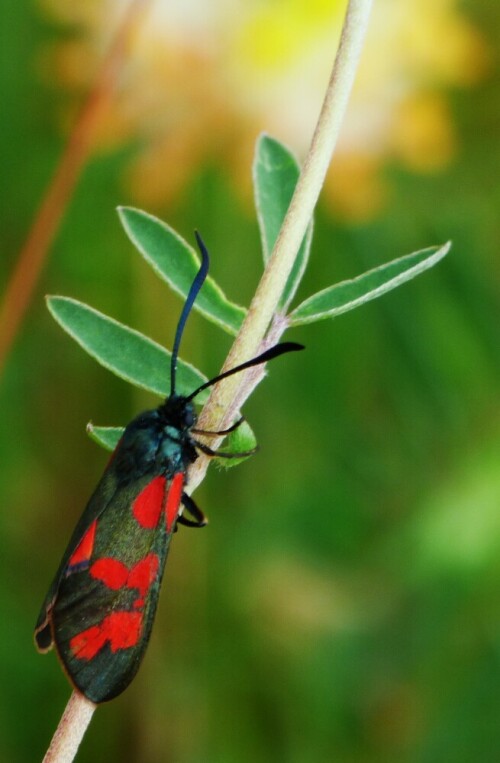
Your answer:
[34,460,123,652]
[50,472,184,703]
[35,411,161,652]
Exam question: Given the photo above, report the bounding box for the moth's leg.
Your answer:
[192,416,245,437]
[195,440,258,459]
[178,492,208,527]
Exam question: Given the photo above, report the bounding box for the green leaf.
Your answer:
[87,423,123,451]
[253,134,313,310]
[215,420,258,469]
[118,207,246,335]
[289,242,451,325]
[47,296,208,400]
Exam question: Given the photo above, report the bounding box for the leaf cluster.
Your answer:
[48,135,449,460]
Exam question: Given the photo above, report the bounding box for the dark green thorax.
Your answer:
[112,396,199,484]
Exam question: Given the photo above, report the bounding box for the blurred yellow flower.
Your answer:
[392,93,456,171]
[38,0,489,220]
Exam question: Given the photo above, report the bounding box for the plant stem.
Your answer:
[190,0,374,490]
[42,693,96,763]
[41,1,373,759]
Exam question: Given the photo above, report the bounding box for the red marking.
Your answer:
[72,553,161,660]
[133,477,166,528]
[68,520,97,567]
[90,554,159,599]
[90,558,129,590]
[127,553,159,606]
[166,473,184,531]
[70,611,143,660]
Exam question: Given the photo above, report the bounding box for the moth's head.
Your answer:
[160,393,197,432]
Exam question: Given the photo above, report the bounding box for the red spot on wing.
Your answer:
[90,554,160,596]
[70,553,161,660]
[70,611,143,660]
[68,520,97,568]
[104,611,143,651]
[128,553,160,606]
[165,473,184,532]
[133,476,166,528]
[70,624,103,660]
[90,558,129,589]
[68,473,173,662]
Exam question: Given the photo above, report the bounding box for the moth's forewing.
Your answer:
[43,473,184,702]
[35,410,186,703]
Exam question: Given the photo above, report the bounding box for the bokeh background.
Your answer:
[1,1,499,761]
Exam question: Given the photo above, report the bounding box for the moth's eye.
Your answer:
[183,408,195,428]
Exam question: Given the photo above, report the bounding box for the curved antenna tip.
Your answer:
[186,341,305,402]
[169,230,210,395]
[194,230,209,259]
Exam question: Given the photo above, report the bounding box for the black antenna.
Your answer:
[170,231,209,396]
[185,342,305,403]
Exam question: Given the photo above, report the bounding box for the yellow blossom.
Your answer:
[38,0,489,220]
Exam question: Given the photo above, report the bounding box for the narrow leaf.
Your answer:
[87,423,123,451]
[47,296,208,400]
[253,134,312,309]
[118,207,246,335]
[289,242,451,325]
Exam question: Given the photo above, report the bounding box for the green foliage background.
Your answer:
[1,2,499,761]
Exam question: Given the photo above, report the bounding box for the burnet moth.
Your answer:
[35,232,304,703]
